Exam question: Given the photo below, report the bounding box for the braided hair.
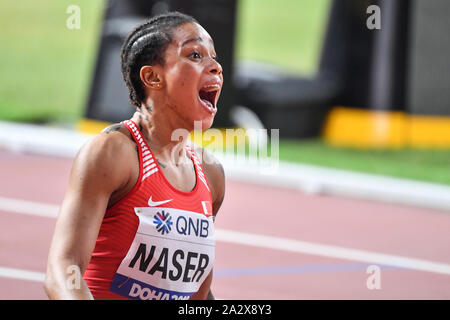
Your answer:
[121,12,198,108]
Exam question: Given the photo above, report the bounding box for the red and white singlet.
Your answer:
[84,120,215,300]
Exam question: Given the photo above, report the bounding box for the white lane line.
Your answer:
[2,196,450,276]
[0,196,58,218]
[215,230,450,276]
[0,266,45,282]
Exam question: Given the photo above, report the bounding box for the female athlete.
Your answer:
[44,12,225,300]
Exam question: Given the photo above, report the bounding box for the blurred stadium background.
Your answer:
[0,0,449,300]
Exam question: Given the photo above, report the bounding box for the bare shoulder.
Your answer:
[191,144,225,216]
[71,123,136,191]
[80,123,134,162]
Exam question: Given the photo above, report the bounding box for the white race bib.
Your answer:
[109,207,215,300]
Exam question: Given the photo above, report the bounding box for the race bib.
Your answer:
[110,207,215,300]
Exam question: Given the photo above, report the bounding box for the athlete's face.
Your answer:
[157,22,223,130]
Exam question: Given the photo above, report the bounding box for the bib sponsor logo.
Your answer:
[151,209,210,238]
[176,216,209,238]
[153,210,172,235]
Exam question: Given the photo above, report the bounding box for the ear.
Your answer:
[140,65,163,90]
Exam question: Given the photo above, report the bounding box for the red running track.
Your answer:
[0,149,449,299]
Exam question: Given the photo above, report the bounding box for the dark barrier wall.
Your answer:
[319,0,411,112]
[408,0,450,116]
[319,0,377,109]
[324,0,450,116]
[85,0,237,127]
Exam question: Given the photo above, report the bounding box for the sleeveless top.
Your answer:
[83,120,215,300]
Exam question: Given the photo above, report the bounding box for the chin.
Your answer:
[199,115,215,131]
[187,105,216,131]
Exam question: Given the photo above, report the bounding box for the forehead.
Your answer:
[171,22,214,48]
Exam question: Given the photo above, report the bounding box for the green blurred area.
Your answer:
[0,0,104,123]
[279,140,450,186]
[0,0,448,185]
[236,0,330,75]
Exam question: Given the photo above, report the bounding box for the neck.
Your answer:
[131,102,191,164]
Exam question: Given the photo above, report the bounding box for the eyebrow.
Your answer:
[181,37,214,47]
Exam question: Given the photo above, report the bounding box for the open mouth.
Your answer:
[199,85,220,114]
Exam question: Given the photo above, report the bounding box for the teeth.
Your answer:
[201,98,215,111]
[202,99,213,108]
[201,84,220,92]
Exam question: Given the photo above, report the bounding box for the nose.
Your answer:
[208,57,223,76]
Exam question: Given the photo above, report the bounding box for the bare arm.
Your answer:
[44,132,133,299]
